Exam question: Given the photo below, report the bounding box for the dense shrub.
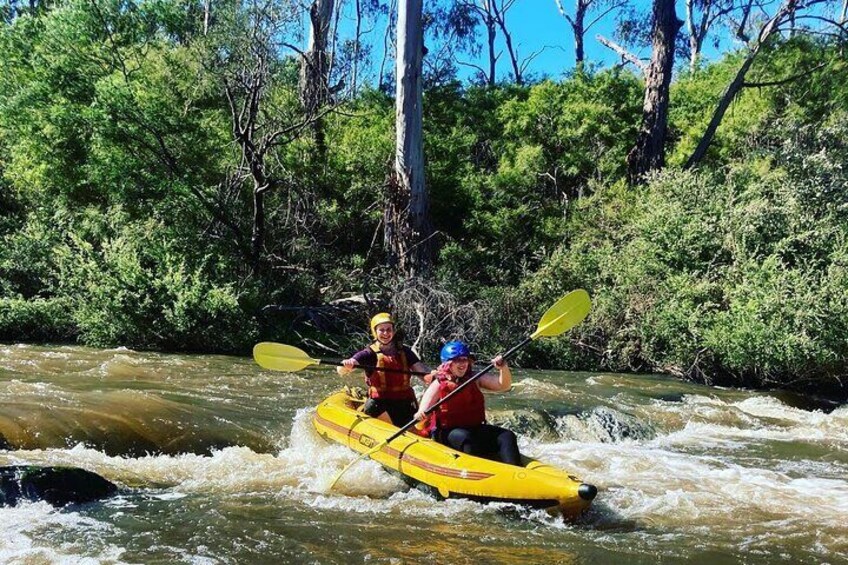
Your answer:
[522,112,848,391]
[0,2,845,395]
[58,217,257,352]
[0,297,76,342]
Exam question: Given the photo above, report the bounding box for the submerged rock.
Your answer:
[769,390,843,413]
[653,393,686,403]
[487,409,559,440]
[556,406,654,443]
[0,466,117,507]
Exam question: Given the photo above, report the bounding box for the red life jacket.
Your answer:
[431,365,486,430]
[366,342,414,400]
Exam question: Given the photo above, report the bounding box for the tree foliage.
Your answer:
[0,0,846,395]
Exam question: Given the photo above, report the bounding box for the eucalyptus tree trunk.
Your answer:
[573,2,586,65]
[626,0,682,183]
[352,0,362,94]
[556,0,589,66]
[484,7,497,85]
[386,0,433,277]
[301,0,334,114]
[300,0,335,156]
[684,0,706,71]
[203,0,211,35]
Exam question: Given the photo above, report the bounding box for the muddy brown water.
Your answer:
[1,344,846,563]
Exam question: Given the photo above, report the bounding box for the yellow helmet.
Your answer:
[370,312,394,338]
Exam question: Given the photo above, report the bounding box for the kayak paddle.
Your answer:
[327,288,592,490]
[253,342,431,376]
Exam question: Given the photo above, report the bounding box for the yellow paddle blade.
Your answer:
[327,441,386,490]
[253,342,321,372]
[530,289,591,339]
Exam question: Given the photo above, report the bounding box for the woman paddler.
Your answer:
[337,313,431,426]
[414,340,521,466]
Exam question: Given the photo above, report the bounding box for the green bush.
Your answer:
[521,113,848,389]
[0,297,76,342]
[58,217,256,352]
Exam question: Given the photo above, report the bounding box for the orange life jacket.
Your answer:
[366,342,414,400]
[431,365,486,430]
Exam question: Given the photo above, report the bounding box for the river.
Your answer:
[1,344,846,564]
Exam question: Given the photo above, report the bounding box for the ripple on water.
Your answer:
[3,345,848,563]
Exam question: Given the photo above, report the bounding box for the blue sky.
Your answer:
[329,0,760,85]
[331,0,656,82]
[487,0,646,79]
[330,0,651,84]
[473,0,738,80]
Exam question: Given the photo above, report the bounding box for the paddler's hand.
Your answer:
[414,408,427,421]
[424,370,437,385]
[493,355,507,368]
[336,358,358,376]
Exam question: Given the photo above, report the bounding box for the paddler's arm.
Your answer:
[336,349,373,376]
[405,346,431,382]
[478,355,511,392]
[414,380,440,420]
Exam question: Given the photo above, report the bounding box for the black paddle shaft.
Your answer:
[385,335,533,443]
[330,359,430,376]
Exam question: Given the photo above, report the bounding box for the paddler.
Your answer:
[414,340,521,466]
[337,313,432,425]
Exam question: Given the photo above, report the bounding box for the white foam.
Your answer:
[645,394,848,447]
[529,438,848,531]
[0,408,408,500]
[0,501,125,564]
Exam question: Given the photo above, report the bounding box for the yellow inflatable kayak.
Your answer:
[313,390,597,517]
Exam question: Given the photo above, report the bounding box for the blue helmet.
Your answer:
[440,340,471,363]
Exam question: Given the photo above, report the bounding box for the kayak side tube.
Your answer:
[312,391,595,517]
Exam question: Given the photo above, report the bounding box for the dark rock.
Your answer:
[769,390,842,414]
[0,466,117,507]
[555,406,654,443]
[487,409,558,439]
[653,393,686,403]
[584,406,653,442]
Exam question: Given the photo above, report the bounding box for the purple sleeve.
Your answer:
[351,349,377,367]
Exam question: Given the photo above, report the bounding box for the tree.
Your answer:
[684,0,842,169]
[301,0,335,117]
[626,0,681,183]
[300,0,336,155]
[456,0,523,85]
[683,0,737,71]
[555,0,628,66]
[212,0,316,272]
[387,0,433,277]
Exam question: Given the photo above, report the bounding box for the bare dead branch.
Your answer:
[596,34,648,73]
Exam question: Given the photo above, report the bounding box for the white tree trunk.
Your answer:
[390,0,432,276]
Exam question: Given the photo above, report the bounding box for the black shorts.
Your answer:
[363,397,417,427]
[433,424,522,466]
